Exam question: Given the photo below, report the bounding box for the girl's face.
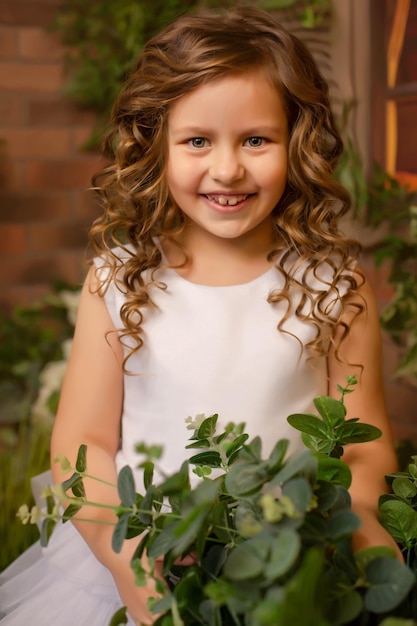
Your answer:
[166,71,288,247]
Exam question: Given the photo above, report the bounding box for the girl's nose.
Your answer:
[209,147,244,184]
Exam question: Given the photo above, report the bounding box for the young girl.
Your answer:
[0,6,400,625]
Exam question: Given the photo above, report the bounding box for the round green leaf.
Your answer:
[40,517,57,547]
[159,461,190,496]
[282,477,313,514]
[225,433,249,459]
[314,480,340,512]
[365,556,416,613]
[270,450,317,488]
[317,457,352,488]
[197,415,218,439]
[112,512,130,553]
[392,477,417,500]
[117,465,136,507]
[328,587,363,624]
[225,461,269,497]
[355,545,398,570]
[313,395,346,426]
[287,414,328,438]
[148,521,179,558]
[62,502,83,522]
[265,528,301,579]
[188,451,222,468]
[337,422,382,445]
[266,438,290,473]
[75,444,87,473]
[379,499,417,545]
[224,535,270,580]
[328,509,361,541]
[109,606,128,626]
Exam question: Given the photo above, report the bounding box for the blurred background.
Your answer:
[0,0,416,569]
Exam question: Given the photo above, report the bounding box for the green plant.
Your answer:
[0,424,50,571]
[336,110,417,384]
[0,284,78,435]
[0,286,79,570]
[52,0,331,148]
[24,377,417,625]
[380,457,417,576]
[368,174,417,383]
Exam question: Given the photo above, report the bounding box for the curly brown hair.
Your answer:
[90,6,363,366]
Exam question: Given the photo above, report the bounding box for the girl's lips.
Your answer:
[202,193,254,212]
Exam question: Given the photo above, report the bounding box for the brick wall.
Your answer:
[0,0,416,440]
[361,255,417,443]
[0,0,104,309]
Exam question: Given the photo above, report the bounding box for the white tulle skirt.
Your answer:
[0,521,135,625]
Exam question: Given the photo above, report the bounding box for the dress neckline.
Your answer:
[161,262,278,289]
[156,239,279,289]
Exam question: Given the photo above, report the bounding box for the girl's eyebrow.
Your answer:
[169,124,286,137]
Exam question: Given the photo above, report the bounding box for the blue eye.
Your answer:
[189,137,208,148]
[245,137,265,147]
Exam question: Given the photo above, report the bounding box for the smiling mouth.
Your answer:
[204,194,252,206]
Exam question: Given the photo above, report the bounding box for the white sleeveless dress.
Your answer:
[0,248,334,625]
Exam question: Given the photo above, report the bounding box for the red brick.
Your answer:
[0,2,60,28]
[0,284,53,312]
[0,128,72,158]
[0,61,63,92]
[0,93,27,125]
[0,223,27,254]
[362,256,395,305]
[0,156,22,191]
[18,27,65,61]
[0,27,18,59]
[25,157,105,190]
[381,333,401,379]
[385,380,417,428]
[0,191,71,222]
[9,0,62,4]
[29,219,90,252]
[28,96,97,126]
[74,188,102,219]
[0,252,86,287]
[72,127,101,152]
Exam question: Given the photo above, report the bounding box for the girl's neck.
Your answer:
[161,222,279,286]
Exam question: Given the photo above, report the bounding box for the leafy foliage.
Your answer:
[0,285,79,570]
[371,194,417,383]
[0,424,50,571]
[26,378,417,625]
[335,97,417,385]
[0,293,70,429]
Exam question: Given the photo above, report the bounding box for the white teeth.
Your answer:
[207,194,248,206]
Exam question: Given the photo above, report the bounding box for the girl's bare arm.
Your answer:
[328,273,401,556]
[50,266,157,624]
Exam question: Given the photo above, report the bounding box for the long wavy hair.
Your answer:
[90,6,363,366]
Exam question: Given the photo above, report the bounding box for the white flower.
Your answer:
[29,506,42,524]
[52,455,72,474]
[185,414,207,431]
[16,504,30,524]
[31,359,68,426]
[59,290,81,326]
[16,504,41,525]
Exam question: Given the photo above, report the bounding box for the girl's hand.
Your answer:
[112,554,160,625]
[112,548,196,625]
